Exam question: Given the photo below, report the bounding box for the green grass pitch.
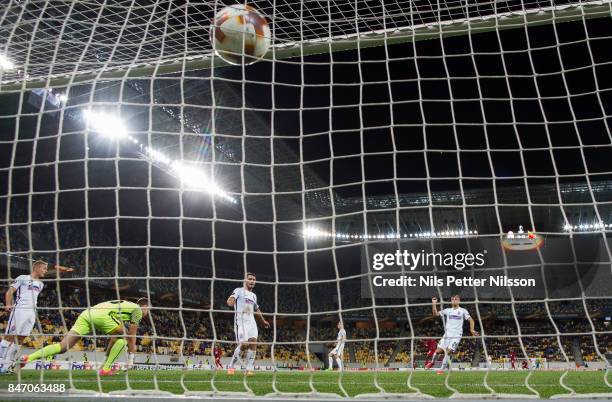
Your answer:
[0,370,610,398]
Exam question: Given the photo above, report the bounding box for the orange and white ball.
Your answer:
[211,4,271,65]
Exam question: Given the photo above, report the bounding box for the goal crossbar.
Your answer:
[0,1,609,92]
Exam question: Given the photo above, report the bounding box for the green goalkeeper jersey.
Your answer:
[94,300,143,325]
[71,300,143,336]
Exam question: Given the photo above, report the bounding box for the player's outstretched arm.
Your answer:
[126,323,138,368]
[4,287,16,312]
[51,264,75,273]
[226,295,236,307]
[126,323,138,353]
[431,297,438,317]
[468,317,479,336]
[256,309,270,329]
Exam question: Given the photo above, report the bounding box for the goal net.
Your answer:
[0,0,611,399]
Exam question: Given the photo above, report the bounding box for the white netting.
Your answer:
[0,0,610,88]
[0,0,611,399]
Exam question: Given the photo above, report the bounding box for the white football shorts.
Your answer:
[235,321,258,343]
[331,343,345,357]
[438,335,461,352]
[5,307,36,336]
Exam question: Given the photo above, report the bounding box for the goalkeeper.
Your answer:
[19,298,149,376]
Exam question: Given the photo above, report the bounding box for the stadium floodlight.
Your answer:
[83,110,127,139]
[567,222,609,231]
[303,227,326,238]
[170,161,235,203]
[144,147,171,165]
[0,54,14,70]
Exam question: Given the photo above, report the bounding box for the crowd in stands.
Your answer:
[1,202,610,367]
[0,273,609,366]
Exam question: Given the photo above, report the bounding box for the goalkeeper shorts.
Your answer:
[70,309,123,336]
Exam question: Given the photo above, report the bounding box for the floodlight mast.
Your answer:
[85,110,236,203]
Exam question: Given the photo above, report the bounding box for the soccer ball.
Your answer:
[210,4,271,65]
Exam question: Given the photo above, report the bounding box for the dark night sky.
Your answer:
[227,17,612,191]
[2,18,611,191]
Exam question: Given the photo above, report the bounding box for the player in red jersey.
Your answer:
[214,346,223,369]
[424,339,438,368]
[510,351,516,369]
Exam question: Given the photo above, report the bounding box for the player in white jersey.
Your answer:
[226,272,269,375]
[0,260,48,372]
[426,295,478,373]
[327,321,346,371]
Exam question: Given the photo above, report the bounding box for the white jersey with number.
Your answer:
[439,307,470,338]
[333,328,346,356]
[231,287,258,324]
[11,275,44,308]
[231,287,259,343]
[336,329,346,347]
[5,275,44,336]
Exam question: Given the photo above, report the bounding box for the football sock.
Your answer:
[229,346,242,368]
[29,343,62,362]
[0,340,10,359]
[5,343,20,365]
[102,339,126,370]
[335,357,343,371]
[441,354,450,370]
[246,349,255,370]
[328,356,333,368]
